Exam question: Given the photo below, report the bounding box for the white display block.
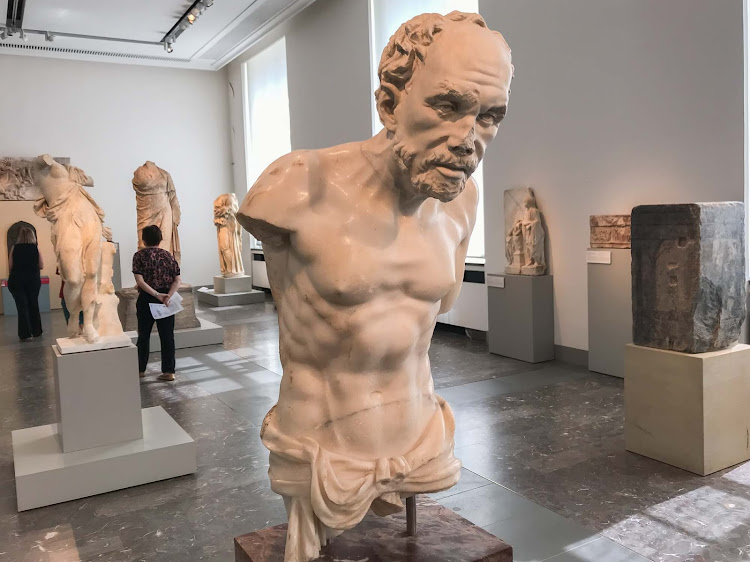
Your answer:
[214,274,252,294]
[54,344,142,453]
[124,317,223,351]
[13,406,196,511]
[625,343,750,475]
[56,334,132,355]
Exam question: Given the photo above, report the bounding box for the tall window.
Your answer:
[243,37,292,248]
[369,0,484,260]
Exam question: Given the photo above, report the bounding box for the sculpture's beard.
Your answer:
[393,134,478,203]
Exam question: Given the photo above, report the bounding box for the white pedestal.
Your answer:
[54,344,142,452]
[13,406,196,511]
[214,274,252,294]
[124,317,223,351]
[625,343,750,475]
[56,334,132,355]
[587,248,632,378]
[488,275,554,363]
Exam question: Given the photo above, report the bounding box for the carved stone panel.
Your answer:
[590,214,631,249]
[631,203,746,353]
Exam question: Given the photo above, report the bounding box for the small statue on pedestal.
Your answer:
[504,188,546,276]
[213,193,244,278]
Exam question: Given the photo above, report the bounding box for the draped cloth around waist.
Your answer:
[261,394,461,533]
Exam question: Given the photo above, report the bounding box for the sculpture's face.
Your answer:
[392,25,512,202]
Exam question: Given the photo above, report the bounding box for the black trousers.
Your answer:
[136,290,176,374]
[8,276,42,340]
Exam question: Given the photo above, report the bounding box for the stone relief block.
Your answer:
[590,214,631,249]
[631,202,746,353]
[504,187,547,275]
[0,156,70,200]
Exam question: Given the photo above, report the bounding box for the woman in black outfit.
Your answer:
[133,225,181,381]
[8,227,44,341]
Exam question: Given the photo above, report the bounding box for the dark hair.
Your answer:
[142,225,163,247]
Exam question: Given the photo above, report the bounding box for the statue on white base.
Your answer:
[237,11,513,562]
[213,193,244,277]
[504,187,546,276]
[132,161,181,264]
[32,155,123,342]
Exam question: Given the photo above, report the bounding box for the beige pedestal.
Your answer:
[625,343,750,475]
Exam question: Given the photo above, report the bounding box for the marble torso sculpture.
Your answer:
[237,12,513,562]
[132,162,181,263]
[505,187,546,275]
[213,193,244,277]
[32,155,123,342]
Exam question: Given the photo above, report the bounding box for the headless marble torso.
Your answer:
[239,139,476,462]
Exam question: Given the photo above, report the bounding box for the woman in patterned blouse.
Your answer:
[132,225,181,381]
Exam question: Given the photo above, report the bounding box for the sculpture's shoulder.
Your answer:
[444,177,479,240]
[237,150,319,246]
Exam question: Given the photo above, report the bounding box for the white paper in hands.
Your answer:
[149,291,183,319]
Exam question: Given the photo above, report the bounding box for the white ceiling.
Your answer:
[0,0,316,69]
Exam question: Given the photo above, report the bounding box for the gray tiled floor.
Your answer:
[0,298,743,561]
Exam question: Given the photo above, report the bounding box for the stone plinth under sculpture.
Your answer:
[590,214,631,249]
[234,497,512,562]
[504,187,546,275]
[116,285,200,332]
[631,202,746,353]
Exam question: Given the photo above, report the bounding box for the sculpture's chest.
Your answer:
[291,207,460,305]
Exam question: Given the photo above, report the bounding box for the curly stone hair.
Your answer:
[376,11,510,108]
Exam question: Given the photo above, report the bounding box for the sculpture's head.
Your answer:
[376,11,513,202]
[523,195,536,209]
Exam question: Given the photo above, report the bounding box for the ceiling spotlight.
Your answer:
[205,0,214,6]
[164,42,173,53]
[19,29,28,42]
[45,32,54,42]
[187,13,196,24]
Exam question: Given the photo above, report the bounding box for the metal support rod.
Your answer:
[406,495,417,536]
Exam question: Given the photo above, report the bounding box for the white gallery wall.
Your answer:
[0,55,233,289]
[480,0,745,351]
[226,0,372,281]
[227,0,371,198]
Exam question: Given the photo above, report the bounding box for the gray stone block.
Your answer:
[116,284,201,332]
[631,202,746,353]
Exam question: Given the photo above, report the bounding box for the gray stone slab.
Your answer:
[124,317,223,352]
[116,284,201,331]
[588,248,632,378]
[631,202,746,353]
[488,275,554,363]
[197,288,265,307]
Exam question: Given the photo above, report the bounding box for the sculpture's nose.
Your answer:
[448,123,476,157]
